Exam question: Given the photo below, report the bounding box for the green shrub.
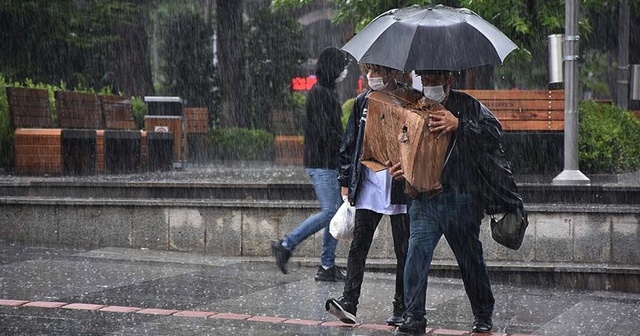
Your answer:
[207,128,274,161]
[289,92,306,135]
[579,100,640,174]
[342,98,355,130]
[130,96,147,130]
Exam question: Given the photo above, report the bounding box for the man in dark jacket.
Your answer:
[271,47,349,282]
[326,64,418,326]
[391,70,501,334]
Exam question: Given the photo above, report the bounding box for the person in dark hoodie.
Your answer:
[325,63,417,326]
[271,47,349,282]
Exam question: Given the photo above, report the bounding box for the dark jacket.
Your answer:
[338,89,407,206]
[303,47,348,169]
[443,90,522,214]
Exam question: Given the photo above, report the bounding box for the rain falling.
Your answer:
[0,1,639,335]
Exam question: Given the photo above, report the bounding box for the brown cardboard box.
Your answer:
[362,90,451,193]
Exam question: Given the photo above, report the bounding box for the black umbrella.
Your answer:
[341,4,518,72]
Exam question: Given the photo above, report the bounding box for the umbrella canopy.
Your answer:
[341,4,518,72]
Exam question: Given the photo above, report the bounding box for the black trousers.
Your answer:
[342,208,410,307]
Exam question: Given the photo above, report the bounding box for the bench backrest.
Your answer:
[461,90,565,131]
[6,87,53,129]
[55,91,103,129]
[99,95,137,130]
[184,107,209,134]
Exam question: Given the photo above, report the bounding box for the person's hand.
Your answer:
[386,160,405,181]
[428,109,458,139]
[341,186,348,201]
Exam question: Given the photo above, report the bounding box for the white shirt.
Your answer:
[355,167,407,215]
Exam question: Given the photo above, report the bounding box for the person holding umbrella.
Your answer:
[325,63,417,326]
[270,47,349,282]
[388,69,501,334]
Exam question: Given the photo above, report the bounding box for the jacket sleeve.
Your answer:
[338,94,363,187]
[458,98,502,153]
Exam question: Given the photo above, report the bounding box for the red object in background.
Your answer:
[292,76,317,91]
[292,76,365,92]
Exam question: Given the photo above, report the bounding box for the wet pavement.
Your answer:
[1,240,639,336]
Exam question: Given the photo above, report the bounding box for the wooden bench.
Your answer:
[274,135,304,166]
[6,87,62,175]
[54,91,103,175]
[55,91,104,129]
[461,89,565,175]
[99,95,137,130]
[461,90,565,131]
[184,107,209,163]
[98,95,139,173]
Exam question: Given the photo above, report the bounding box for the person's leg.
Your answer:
[441,193,494,330]
[283,168,341,262]
[402,194,441,322]
[315,169,343,268]
[343,209,381,305]
[387,213,409,324]
[326,209,380,324]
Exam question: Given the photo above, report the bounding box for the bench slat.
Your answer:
[462,90,564,100]
[478,100,565,111]
[492,110,564,121]
[501,120,564,131]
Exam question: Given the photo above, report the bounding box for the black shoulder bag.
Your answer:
[474,143,529,250]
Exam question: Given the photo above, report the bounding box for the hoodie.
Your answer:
[303,47,349,169]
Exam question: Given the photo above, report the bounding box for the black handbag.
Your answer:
[489,202,528,250]
[474,143,529,250]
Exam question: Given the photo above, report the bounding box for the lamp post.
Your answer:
[552,0,590,185]
[616,0,630,110]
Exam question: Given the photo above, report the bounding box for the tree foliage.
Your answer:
[245,7,308,131]
[160,12,218,124]
[272,0,635,90]
[0,0,136,90]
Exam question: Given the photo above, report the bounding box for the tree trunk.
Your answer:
[110,4,154,97]
[216,0,249,128]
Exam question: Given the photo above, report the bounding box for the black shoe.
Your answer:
[397,315,427,334]
[471,318,493,333]
[325,297,357,324]
[270,240,291,274]
[314,265,346,282]
[386,300,405,326]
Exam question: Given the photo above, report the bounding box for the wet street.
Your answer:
[0,240,638,336]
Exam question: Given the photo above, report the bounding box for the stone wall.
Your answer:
[1,199,638,266]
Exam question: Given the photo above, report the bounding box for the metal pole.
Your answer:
[616,0,630,110]
[553,0,590,185]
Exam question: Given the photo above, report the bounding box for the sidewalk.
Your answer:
[1,240,638,335]
[2,160,640,186]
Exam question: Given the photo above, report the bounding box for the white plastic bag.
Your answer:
[330,199,355,241]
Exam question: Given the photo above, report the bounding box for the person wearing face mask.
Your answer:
[271,47,349,282]
[325,63,420,326]
[388,69,502,334]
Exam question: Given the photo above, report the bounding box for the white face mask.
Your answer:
[367,74,387,91]
[335,68,348,83]
[422,85,446,103]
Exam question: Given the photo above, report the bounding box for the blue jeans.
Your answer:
[283,168,342,268]
[403,191,494,321]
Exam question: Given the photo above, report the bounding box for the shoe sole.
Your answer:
[386,316,404,326]
[325,299,356,324]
